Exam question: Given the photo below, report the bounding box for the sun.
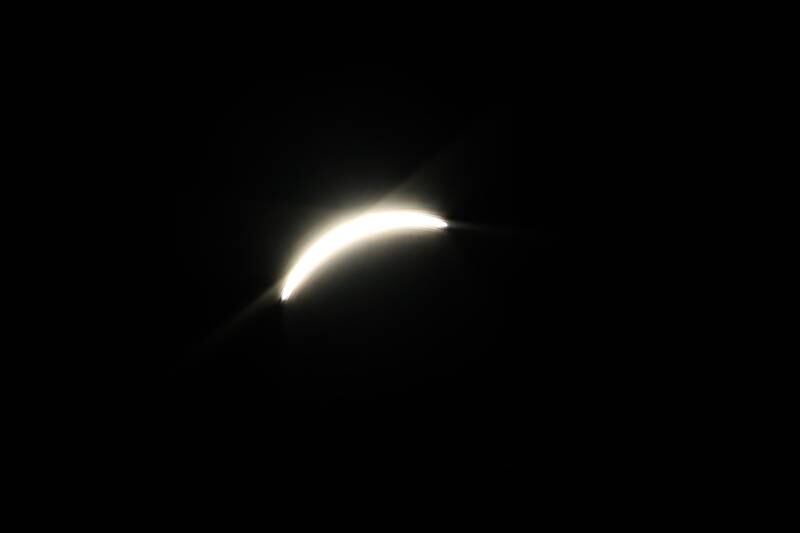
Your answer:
[281,210,447,301]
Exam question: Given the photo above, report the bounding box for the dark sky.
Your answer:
[3,8,744,516]
[144,58,675,473]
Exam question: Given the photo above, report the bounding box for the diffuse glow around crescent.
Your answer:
[281,210,447,301]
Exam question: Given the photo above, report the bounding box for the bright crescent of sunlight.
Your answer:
[281,210,447,301]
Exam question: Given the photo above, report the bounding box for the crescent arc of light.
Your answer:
[280,210,447,301]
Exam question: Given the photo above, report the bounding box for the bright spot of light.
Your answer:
[281,210,447,301]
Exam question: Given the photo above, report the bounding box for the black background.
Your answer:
[125,55,686,480]
[9,12,761,518]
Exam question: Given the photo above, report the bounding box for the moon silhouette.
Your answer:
[281,210,447,301]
